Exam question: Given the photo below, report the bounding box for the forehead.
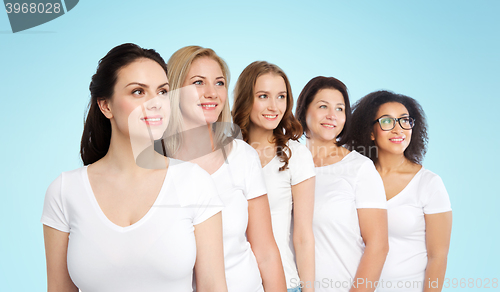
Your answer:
[254,73,286,91]
[376,102,409,117]
[116,58,167,84]
[313,88,344,103]
[188,57,223,75]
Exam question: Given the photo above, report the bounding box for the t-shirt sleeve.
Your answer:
[422,174,452,214]
[190,166,225,225]
[244,147,267,200]
[290,143,316,186]
[354,160,387,209]
[41,174,70,233]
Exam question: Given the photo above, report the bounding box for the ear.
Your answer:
[370,131,375,141]
[97,98,113,119]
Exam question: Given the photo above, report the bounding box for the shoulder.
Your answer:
[287,140,312,159]
[417,167,447,191]
[49,166,87,188]
[344,150,375,170]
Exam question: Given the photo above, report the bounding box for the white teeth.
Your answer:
[321,124,335,128]
[201,104,216,108]
[144,118,161,122]
[264,115,278,119]
[390,138,404,142]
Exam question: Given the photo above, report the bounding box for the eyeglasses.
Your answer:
[373,116,415,131]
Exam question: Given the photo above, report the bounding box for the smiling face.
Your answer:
[100,58,170,141]
[249,73,287,131]
[372,102,412,156]
[180,57,227,127]
[305,88,346,142]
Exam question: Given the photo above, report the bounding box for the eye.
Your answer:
[158,88,168,95]
[193,80,203,85]
[278,94,286,99]
[336,107,344,111]
[132,89,144,96]
[381,118,393,124]
[258,94,267,99]
[319,105,327,109]
[216,81,225,86]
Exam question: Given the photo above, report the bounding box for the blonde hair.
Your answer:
[164,46,232,156]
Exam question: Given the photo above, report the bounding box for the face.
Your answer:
[180,57,227,127]
[250,73,287,131]
[371,102,412,155]
[100,58,170,141]
[305,88,346,142]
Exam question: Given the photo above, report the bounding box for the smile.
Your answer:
[389,137,405,143]
[321,123,336,128]
[199,103,218,110]
[141,116,163,126]
[263,114,278,120]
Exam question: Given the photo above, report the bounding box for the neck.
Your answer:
[247,124,275,150]
[376,151,409,174]
[102,131,165,173]
[176,124,214,160]
[306,136,344,159]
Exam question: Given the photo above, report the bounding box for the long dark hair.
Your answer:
[295,76,351,146]
[80,43,168,165]
[348,90,428,164]
[232,61,302,171]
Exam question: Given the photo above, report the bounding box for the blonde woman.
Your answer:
[232,61,316,292]
[165,46,286,292]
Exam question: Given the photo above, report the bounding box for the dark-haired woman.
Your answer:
[41,43,227,292]
[295,77,388,292]
[233,61,315,292]
[349,90,452,292]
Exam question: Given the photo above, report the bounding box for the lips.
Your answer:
[263,114,279,121]
[321,123,336,129]
[199,103,218,110]
[141,115,163,126]
[389,136,405,143]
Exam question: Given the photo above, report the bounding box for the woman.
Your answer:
[349,90,452,292]
[233,61,315,292]
[295,76,388,292]
[41,43,227,292]
[165,46,286,292]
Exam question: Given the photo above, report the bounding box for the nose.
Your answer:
[203,83,218,99]
[145,94,163,110]
[391,120,404,133]
[267,97,278,111]
[326,108,336,120]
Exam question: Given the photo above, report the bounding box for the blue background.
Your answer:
[1,0,499,290]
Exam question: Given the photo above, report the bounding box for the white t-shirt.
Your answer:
[378,168,452,292]
[41,160,223,292]
[261,140,316,289]
[313,150,387,292]
[210,138,268,292]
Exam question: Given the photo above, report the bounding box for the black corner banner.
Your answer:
[4,0,79,33]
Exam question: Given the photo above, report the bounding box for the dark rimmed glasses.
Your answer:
[373,116,415,131]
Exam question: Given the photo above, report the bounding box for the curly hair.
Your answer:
[348,90,428,164]
[295,76,351,146]
[232,61,302,171]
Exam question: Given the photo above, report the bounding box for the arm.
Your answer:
[194,212,228,292]
[351,209,389,292]
[43,225,78,292]
[423,211,452,292]
[291,177,315,292]
[247,194,287,292]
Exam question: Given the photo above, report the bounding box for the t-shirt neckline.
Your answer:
[82,163,171,232]
[386,166,425,203]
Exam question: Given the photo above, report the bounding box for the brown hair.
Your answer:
[80,43,167,165]
[232,61,302,171]
[295,76,351,146]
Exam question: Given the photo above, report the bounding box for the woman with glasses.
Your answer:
[349,90,452,292]
[295,77,388,292]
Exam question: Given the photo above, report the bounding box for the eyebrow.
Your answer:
[316,100,344,106]
[189,75,225,80]
[255,90,287,95]
[379,113,409,118]
[125,82,169,89]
